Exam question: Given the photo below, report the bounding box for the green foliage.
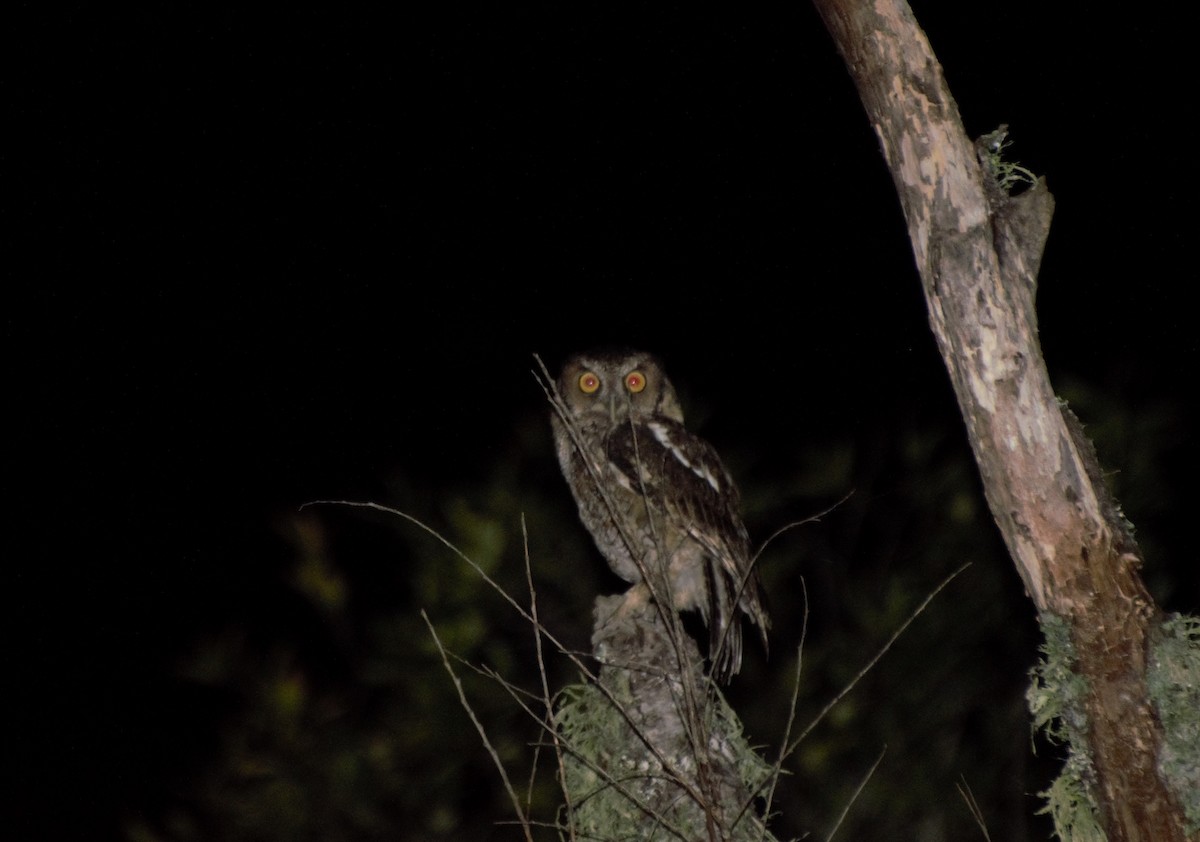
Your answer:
[1026,612,1106,841]
[1027,613,1089,745]
[555,683,637,833]
[1038,751,1106,842]
[1148,614,1200,832]
[977,125,1037,193]
[555,681,775,841]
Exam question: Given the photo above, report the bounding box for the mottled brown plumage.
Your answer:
[551,349,769,682]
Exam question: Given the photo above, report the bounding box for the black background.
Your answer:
[10,3,1196,839]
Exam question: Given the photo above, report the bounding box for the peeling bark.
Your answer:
[811,0,1187,838]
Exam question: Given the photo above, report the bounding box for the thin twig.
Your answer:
[825,744,886,842]
[752,492,854,565]
[523,513,577,841]
[750,578,809,840]
[956,775,992,840]
[420,609,534,842]
[787,562,971,757]
[619,401,717,827]
[303,498,594,682]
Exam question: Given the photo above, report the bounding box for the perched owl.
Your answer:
[551,348,769,683]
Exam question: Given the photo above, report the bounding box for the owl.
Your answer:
[551,348,769,683]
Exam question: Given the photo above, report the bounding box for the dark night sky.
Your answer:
[9,3,1196,838]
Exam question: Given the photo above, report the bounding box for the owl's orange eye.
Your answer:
[624,371,647,393]
[578,372,601,394]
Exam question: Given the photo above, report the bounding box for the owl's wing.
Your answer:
[606,419,767,619]
[606,418,769,681]
[609,419,739,556]
[607,420,746,551]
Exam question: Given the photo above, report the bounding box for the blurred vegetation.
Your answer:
[124,375,1192,841]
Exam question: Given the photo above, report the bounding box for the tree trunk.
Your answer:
[810,1,1189,838]
[555,591,775,841]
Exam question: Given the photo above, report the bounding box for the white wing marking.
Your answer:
[649,421,722,493]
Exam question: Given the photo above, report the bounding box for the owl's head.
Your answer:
[557,349,683,425]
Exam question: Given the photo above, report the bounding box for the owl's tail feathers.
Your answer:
[706,563,776,683]
[704,563,742,684]
[747,580,771,658]
[749,608,770,661]
[710,613,743,685]
[730,557,770,662]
